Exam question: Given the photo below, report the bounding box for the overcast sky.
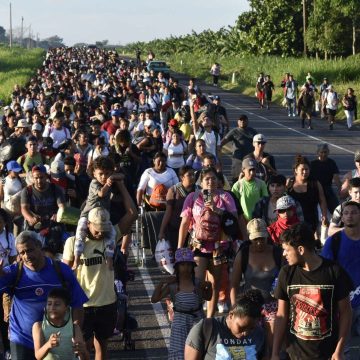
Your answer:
[0,0,250,45]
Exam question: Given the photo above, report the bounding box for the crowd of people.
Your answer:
[256,72,357,131]
[0,46,358,360]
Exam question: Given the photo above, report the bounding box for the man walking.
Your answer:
[272,223,353,360]
[63,207,117,360]
[220,115,257,183]
[322,201,360,359]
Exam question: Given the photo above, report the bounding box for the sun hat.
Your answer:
[88,207,112,232]
[274,195,296,212]
[174,248,196,265]
[6,160,22,173]
[242,158,257,171]
[247,218,268,240]
[253,134,267,143]
[15,119,30,128]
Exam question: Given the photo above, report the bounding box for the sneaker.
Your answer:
[288,113,291,117]
[292,113,296,117]
[308,126,313,130]
[217,301,229,314]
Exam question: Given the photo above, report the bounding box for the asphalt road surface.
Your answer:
[106,71,360,359]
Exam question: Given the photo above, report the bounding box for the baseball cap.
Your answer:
[169,119,178,127]
[144,119,155,128]
[174,248,196,266]
[50,160,65,179]
[253,134,267,143]
[15,119,30,128]
[247,218,268,240]
[32,123,42,131]
[6,160,22,172]
[88,207,112,232]
[110,109,120,117]
[32,164,47,174]
[213,95,220,101]
[242,158,257,170]
[275,195,296,211]
[355,150,360,162]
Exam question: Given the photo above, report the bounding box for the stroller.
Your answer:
[113,245,137,350]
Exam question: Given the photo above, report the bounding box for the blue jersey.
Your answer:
[321,231,360,308]
[0,257,88,349]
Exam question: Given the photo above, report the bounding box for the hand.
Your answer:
[106,178,113,187]
[321,216,329,227]
[261,157,270,166]
[50,214,57,222]
[47,332,60,349]
[67,189,76,198]
[330,351,343,360]
[28,215,40,226]
[72,337,86,355]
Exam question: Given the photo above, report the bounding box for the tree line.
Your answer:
[122,0,360,59]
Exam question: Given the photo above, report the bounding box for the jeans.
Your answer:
[10,342,35,360]
[344,109,355,128]
[286,97,296,115]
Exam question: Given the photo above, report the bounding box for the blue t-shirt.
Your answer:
[0,257,88,349]
[321,231,360,308]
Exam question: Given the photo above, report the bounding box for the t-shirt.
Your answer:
[42,126,71,149]
[17,153,44,173]
[137,168,179,196]
[81,179,112,218]
[0,230,16,266]
[231,179,268,220]
[195,129,219,156]
[274,258,353,360]
[321,231,360,308]
[223,127,257,160]
[20,184,65,228]
[310,158,339,188]
[0,257,88,349]
[101,120,119,136]
[63,236,116,307]
[185,316,265,360]
[163,141,186,169]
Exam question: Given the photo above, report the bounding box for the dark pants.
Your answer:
[231,158,243,183]
[323,186,339,214]
[10,342,35,360]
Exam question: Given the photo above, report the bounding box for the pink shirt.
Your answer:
[181,190,237,252]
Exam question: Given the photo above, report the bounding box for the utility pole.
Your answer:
[9,2,13,48]
[303,0,307,57]
[21,16,24,47]
[28,24,31,49]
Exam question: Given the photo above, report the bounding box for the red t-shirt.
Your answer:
[101,120,119,136]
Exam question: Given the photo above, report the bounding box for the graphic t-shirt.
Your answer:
[63,236,116,307]
[274,258,353,360]
[186,316,265,360]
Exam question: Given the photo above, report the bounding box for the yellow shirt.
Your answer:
[63,236,116,307]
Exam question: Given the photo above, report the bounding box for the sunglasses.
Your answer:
[278,208,291,213]
[257,141,266,145]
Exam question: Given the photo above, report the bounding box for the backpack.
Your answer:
[193,192,221,243]
[302,91,314,108]
[149,183,168,210]
[330,230,342,261]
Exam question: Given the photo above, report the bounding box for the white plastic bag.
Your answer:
[155,238,175,274]
[320,225,328,246]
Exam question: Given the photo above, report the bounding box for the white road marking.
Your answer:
[130,247,171,351]
[223,101,355,155]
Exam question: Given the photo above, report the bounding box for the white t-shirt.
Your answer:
[87,147,110,164]
[137,168,178,196]
[0,230,16,266]
[195,129,219,156]
[42,125,71,149]
[163,142,186,169]
[325,91,338,110]
[3,176,23,203]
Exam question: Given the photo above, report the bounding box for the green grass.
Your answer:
[156,51,360,121]
[0,46,45,104]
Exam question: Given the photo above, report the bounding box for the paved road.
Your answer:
[107,71,360,359]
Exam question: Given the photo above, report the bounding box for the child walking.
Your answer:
[73,156,124,270]
[151,248,212,360]
[32,287,89,360]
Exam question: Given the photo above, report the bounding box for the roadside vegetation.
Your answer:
[0,46,45,104]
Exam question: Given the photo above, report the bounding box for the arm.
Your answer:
[72,307,84,328]
[158,202,173,239]
[332,173,341,194]
[340,171,352,200]
[200,280,212,301]
[190,101,199,134]
[151,278,173,303]
[21,203,40,226]
[230,251,243,306]
[178,216,191,248]
[73,324,90,360]
[271,299,289,359]
[317,181,328,224]
[331,297,352,359]
[32,322,59,360]
[184,345,202,360]
[0,182,4,201]
[328,222,343,237]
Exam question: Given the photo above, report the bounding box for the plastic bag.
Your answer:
[155,238,174,274]
[320,225,328,246]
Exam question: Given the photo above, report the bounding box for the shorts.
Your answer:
[83,302,117,341]
[262,300,278,322]
[193,249,213,259]
[300,109,312,118]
